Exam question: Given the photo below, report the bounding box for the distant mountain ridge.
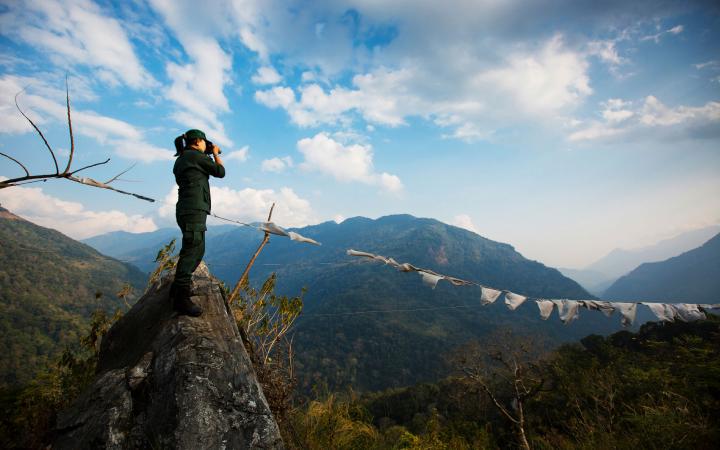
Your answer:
[589,225,720,278]
[561,225,720,295]
[86,213,627,392]
[604,232,720,303]
[82,224,237,272]
[0,206,148,387]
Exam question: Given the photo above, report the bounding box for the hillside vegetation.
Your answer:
[287,317,720,449]
[0,207,146,387]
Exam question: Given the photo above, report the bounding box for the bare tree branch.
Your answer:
[9,179,48,186]
[1,173,66,188]
[464,369,519,424]
[1,84,155,202]
[67,175,155,202]
[15,90,58,174]
[68,158,111,175]
[62,75,74,174]
[0,152,29,177]
[104,163,136,184]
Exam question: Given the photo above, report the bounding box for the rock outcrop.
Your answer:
[53,263,284,449]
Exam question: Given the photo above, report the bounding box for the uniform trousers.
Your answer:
[172,211,208,290]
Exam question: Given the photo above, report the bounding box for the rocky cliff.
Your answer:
[52,263,284,449]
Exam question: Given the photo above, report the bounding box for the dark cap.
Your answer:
[174,129,207,156]
[184,129,206,140]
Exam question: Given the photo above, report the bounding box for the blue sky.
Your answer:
[0,0,718,268]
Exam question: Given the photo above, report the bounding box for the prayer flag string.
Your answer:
[346,249,720,326]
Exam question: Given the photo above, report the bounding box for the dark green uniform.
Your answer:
[172,149,225,290]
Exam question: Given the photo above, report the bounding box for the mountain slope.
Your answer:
[604,232,720,302]
[0,206,148,387]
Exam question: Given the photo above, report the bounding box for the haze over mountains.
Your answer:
[605,232,720,303]
[560,225,720,296]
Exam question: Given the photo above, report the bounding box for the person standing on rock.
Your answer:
[169,129,225,316]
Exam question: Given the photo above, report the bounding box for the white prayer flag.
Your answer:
[536,300,554,320]
[419,271,443,289]
[396,262,420,272]
[559,300,580,324]
[260,222,289,236]
[481,287,502,305]
[347,249,375,258]
[671,303,706,322]
[610,302,637,327]
[642,303,675,322]
[505,292,527,310]
[583,300,615,317]
[287,231,321,245]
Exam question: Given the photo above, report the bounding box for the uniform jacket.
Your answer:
[173,149,225,214]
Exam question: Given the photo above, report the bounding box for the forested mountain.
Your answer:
[288,317,720,449]
[87,214,626,391]
[0,206,147,387]
[604,232,720,303]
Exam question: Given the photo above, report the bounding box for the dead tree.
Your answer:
[454,331,548,450]
[0,80,154,202]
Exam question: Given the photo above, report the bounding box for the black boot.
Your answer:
[170,284,203,317]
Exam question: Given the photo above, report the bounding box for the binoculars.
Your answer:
[203,140,221,155]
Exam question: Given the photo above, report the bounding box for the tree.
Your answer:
[453,331,547,450]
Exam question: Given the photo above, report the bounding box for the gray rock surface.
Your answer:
[53,263,284,449]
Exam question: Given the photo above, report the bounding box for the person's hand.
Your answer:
[212,145,220,156]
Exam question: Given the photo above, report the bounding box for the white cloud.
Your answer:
[378,173,403,193]
[1,75,139,142]
[640,96,720,127]
[256,35,592,138]
[256,68,418,128]
[451,214,479,234]
[694,60,720,70]
[261,156,293,173]
[567,123,624,142]
[113,142,175,163]
[587,40,624,66]
[0,181,157,239]
[170,110,233,148]
[159,184,314,227]
[297,132,403,192]
[478,35,591,115]
[298,133,371,182]
[225,146,250,162]
[148,0,234,147]
[641,24,684,43]
[569,96,720,142]
[255,86,295,110]
[252,66,282,85]
[601,98,634,123]
[0,0,156,89]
